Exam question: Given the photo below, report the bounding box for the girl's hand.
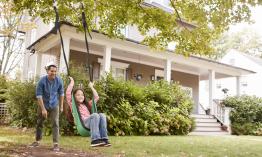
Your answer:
[69,76,74,82]
[88,82,94,88]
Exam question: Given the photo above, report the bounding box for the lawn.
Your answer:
[0,127,262,157]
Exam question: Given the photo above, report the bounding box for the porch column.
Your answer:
[102,45,112,76]
[34,52,42,78]
[208,70,215,115]
[59,36,70,74]
[236,76,241,96]
[164,59,172,83]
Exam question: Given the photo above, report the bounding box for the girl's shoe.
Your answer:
[90,140,105,147]
[103,139,111,147]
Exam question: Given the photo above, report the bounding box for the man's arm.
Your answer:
[37,97,47,118]
[36,79,47,118]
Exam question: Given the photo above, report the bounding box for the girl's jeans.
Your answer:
[84,113,108,141]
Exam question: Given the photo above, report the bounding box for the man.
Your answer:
[29,62,64,151]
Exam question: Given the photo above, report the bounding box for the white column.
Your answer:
[59,36,70,74]
[164,59,172,83]
[102,46,112,76]
[236,76,241,96]
[209,70,215,115]
[34,52,42,78]
[224,107,232,134]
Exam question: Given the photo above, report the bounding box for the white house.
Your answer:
[219,49,262,97]
[22,1,255,135]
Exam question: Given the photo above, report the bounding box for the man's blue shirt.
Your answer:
[36,76,64,109]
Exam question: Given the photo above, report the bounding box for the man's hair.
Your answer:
[46,65,57,71]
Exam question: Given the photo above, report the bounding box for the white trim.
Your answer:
[164,59,172,82]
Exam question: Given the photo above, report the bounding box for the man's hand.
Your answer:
[60,106,63,113]
[42,108,48,119]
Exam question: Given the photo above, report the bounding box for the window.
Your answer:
[98,58,129,80]
[112,67,126,79]
[120,26,129,37]
[155,69,164,80]
[181,86,193,98]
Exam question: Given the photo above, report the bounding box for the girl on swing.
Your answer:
[66,76,111,147]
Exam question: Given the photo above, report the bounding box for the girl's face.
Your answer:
[74,90,85,103]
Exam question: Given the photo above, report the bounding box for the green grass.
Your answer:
[0,127,262,157]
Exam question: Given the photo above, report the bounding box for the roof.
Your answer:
[27,22,255,75]
[241,53,262,66]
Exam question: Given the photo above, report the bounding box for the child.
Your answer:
[66,76,111,147]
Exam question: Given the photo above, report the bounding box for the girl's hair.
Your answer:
[73,88,88,105]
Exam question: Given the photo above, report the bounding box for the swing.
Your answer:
[52,0,96,136]
[71,96,97,136]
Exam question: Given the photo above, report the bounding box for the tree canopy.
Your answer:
[12,0,262,56]
[212,28,262,60]
[0,0,35,75]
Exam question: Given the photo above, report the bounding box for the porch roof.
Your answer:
[27,22,255,79]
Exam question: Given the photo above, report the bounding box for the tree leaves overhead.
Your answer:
[12,0,262,56]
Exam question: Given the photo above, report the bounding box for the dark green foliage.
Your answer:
[222,95,262,135]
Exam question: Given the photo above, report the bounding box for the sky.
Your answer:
[229,6,262,36]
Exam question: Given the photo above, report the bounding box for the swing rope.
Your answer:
[52,0,97,136]
[52,0,70,75]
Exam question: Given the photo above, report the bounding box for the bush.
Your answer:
[94,75,194,136]
[6,79,75,136]
[222,95,262,135]
[6,80,38,127]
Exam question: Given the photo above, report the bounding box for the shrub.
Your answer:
[222,95,262,135]
[6,80,38,127]
[95,75,194,136]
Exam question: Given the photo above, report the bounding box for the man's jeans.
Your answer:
[36,105,59,143]
[84,113,108,141]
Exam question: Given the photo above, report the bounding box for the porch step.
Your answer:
[190,114,229,136]
[191,114,213,119]
[195,118,217,123]
[189,131,229,136]
[196,122,221,127]
[194,126,222,132]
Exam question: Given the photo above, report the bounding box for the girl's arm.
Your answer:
[88,82,99,108]
[66,77,74,111]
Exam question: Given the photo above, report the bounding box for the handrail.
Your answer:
[199,103,208,115]
[213,99,225,124]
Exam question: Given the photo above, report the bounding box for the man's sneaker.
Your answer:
[103,139,111,147]
[28,141,40,148]
[90,140,105,147]
[53,143,60,151]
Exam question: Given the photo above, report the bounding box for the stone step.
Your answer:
[194,126,222,132]
[195,118,217,123]
[191,114,213,119]
[196,122,221,127]
[189,131,229,136]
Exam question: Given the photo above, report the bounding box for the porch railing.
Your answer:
[0,103,8,119]
[213,99,225,123]
[212,99,231,133]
